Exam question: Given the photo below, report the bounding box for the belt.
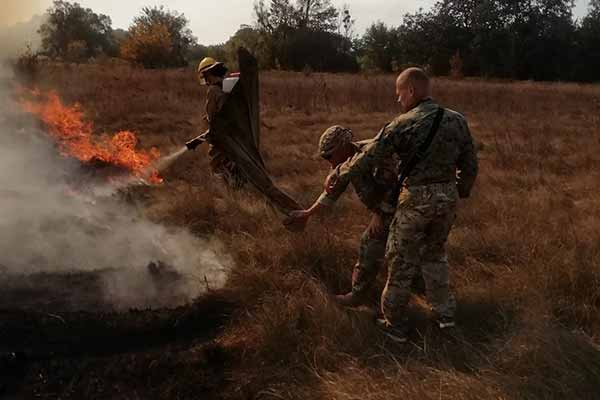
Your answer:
[405,180,453,188]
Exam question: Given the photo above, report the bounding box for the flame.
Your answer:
[19,89,163,184]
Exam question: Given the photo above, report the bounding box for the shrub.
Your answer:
[120,6,195,69]
[13,45,40,82]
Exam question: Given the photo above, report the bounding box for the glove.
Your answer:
[185,132,209,150]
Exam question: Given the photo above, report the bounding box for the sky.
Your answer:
[1,0,594,45]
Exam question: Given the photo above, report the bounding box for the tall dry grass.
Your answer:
[16,63,600,399]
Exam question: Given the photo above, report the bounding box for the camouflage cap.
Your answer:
[317,125,353,158]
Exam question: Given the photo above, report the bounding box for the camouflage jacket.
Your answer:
[206,83,228,123]
[317,140,399,214]
[205,83,228,158]
[326,99,478,212]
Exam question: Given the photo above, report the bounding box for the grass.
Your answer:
[10,63,600,399]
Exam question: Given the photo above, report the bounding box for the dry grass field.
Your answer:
[3,63,600,399]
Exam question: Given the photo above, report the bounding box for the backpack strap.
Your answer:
[390,107,445,207]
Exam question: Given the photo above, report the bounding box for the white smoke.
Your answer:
[0,0,45,27]
[0,66,231,310]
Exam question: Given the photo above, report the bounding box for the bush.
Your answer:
[39,0,115,60]
[120,6,195,69]
[121,23,173,68]
[65,40,88,64]
[13,45,40,82]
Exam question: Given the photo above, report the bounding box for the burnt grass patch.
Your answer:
[0,286,237,399]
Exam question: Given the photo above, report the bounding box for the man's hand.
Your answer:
[324,172,338,194]
[366,213,385,238]
[185,131,209,150]
[283,202,328,232]
[283,210,311,231]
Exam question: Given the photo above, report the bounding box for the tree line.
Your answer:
[33,0,600,82]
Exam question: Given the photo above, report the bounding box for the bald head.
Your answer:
[396,67,430,88]
[395,67,432,112]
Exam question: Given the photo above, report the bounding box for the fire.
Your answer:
[19,89,163,184]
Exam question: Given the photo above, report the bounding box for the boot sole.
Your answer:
[382,330,408,343]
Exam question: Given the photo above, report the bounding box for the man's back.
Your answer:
[386,99,478,197]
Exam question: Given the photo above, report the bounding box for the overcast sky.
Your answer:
[2,0,594,45]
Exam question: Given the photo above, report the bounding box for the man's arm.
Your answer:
[284,169,350,227]
[456,119,478,198]
[285,121,409,229]
[326,122,409,202]
[185,130,210,150]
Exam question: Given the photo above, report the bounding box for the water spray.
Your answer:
[137,130,209,184]
[153,146,188,171]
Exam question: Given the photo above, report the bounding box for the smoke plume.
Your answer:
[0,66,232,310]
[0,0,45,27]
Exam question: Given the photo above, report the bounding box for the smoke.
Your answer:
[0,1,46,59]
[0,66,232,310]
[0,0,45,27]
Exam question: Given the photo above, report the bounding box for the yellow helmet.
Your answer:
[197,57,224,84]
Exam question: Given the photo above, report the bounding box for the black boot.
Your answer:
[334,291,366,307]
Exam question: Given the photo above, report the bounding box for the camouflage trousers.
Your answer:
[351,215,426,298]
[381,182,458,326]
[351,213,393,297]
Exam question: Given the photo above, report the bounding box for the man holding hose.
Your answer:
[187,57,245,187]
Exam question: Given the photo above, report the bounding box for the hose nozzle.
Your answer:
[185,131,209,150]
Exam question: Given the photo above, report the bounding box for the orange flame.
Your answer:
[19,89,163,184]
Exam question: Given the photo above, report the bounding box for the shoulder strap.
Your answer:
[390,107,445,205]
[397,107,444,186]
[418,107,445,159]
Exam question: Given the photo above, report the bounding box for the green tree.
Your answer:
[295,0,339,31]
[416,2,474,75]
[254,0,297,34]
[254,0,338,32]
[224,25,271,68]
[65,40,88,63]
[387,0,578,79]
[575,0,600,81]
[112,28,129,46]
[253,0,350,70]
[187,44,228,67]
[285,29,358,71]
[254,0,296,67]
[187,43,209,63]
[337,4,356,54]
[38,0,115,59]
[121,6,196,68]
[509,0,576,80]
[357,22,399,72]
[468,0,513,77]
[206,45,228,64]
[339,4,355,40]
[121,22,173,68]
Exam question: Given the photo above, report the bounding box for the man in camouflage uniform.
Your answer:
[298,68,478,343]
[285,126,403,305]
